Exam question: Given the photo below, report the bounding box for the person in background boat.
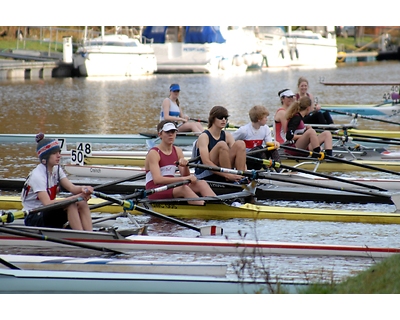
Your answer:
[21,133,93,231]
[296,76,334,125]
[193,106,246,183]
[233,105,281,171]
[285,96,333,157]
[145,120,216,205]
[274,88,295,145]
[160,83,204,134]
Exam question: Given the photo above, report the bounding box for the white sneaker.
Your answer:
[230,201,242,207]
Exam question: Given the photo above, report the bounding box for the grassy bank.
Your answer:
[301,254,400,294]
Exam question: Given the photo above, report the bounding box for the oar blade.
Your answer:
[146,139,156,149]
[199,225,223,236]
[391,192,400,212]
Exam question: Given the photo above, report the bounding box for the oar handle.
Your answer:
[187,163,258,180]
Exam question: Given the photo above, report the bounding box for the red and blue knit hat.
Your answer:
[36,133,60,162]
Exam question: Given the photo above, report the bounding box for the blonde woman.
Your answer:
[296,76,334,125]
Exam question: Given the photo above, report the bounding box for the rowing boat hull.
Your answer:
[0,254,227,277]
[321,103,400,116]
[64,164,145,178]
[0,177,393,204]
[82,155,400,172]
[0,226,399,259]
[344,129,400,139]
[0,268,294,294]
[2,196,399,224]
[0,133,197,146]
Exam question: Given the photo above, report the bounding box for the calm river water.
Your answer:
[1,61,400,284]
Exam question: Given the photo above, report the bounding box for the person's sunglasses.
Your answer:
[173,90,180,93]
[216,115,229,120]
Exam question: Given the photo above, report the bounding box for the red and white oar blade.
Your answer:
[199,226,223,236]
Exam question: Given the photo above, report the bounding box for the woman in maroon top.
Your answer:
[285,96,333,156]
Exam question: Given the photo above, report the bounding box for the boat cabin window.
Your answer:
[86,41,138,47]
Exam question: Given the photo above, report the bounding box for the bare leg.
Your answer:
[318,131,333,149]
[67,202,92,231]
[173,185,205,205]
[178,122,204,133]
[229,140,246,170]
[190,180,216,197]
[77,201,93,231]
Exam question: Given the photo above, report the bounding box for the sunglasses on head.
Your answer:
[216,115,229,120]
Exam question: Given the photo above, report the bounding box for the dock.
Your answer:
[336,51,378,63]
[0,59,73,80]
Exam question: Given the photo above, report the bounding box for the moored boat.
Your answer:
[286,27,337,67]
[73,26,157,77]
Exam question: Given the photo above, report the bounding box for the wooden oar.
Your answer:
[0,225,124,255]
[91,190,223,236]
[279,145,400,177]
[1,196,85,223]
[326,109,400,126]
[246,155,387,191]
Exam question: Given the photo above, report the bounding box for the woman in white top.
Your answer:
[160,83,204,134]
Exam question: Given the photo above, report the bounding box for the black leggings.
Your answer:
[304,111,334,125]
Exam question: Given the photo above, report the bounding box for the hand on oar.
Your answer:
[280,144,400,177]
[91,190,223,236]
[1,196,85,224]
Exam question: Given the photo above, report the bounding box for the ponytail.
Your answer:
[285,96,311,119]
